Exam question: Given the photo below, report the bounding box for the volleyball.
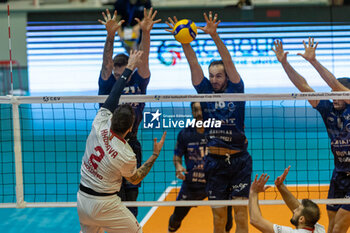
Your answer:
[172,19,197,44]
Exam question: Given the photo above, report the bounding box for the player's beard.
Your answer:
[290,216,299,227]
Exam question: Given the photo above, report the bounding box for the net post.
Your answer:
[11,96,26,208]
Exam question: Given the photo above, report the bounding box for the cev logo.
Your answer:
[43,96,61,102]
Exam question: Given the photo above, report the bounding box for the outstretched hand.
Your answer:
[135,7,161,33]
[126,50,143,71]
[98,9,124,35]
[165,16,179,34]
[153,131,167,156]
[272,40,289,64]
[274,166,291,187]
[297,37,318,62]
[251,174,271,193]
[198,11,221,36]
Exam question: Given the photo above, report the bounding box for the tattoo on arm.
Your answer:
[128,156,157,184]
[101,35,114,79]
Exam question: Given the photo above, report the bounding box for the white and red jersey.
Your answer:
[80,107,137,194]
[273,223,325,233]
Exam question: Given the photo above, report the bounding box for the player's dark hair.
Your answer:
[337,77,350,89]
[111,104,135,134]
[300,199,320,227]
[209,60,224,69]
[113,54,129,67]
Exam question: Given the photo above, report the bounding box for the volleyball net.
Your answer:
[0,93,350,208]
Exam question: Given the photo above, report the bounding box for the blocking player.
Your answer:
[166,12,252,233]
[249,166,326,233]
[273,37,350,233]
[98,8,160,217]
[168,102,233,233]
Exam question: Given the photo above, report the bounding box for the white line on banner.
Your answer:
[4,92,350,104]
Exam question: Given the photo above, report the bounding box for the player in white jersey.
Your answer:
[77,48,166,233]
[249,166,326,233]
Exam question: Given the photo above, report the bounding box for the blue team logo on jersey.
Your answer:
[144,110,162,128]
[345,123,350,132]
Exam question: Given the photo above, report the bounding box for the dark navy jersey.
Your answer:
[315,100,350,172]
[175,127,207,188]
[194,78,248,152]
[98,71,150,138]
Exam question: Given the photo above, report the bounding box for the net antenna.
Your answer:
[7,4,14,96]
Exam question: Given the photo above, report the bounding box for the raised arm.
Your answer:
[135,8,161,78]
[273,40,319,107]
[298,37,350,94]
[125,131,167,184]
[274,166,301,212]
[102,50,142,112]
[98,9,125,80]
[199,12,240,84]
[165,16,204,86]
[249,174,274,233]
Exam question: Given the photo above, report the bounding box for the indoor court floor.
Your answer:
[142,187,350,233]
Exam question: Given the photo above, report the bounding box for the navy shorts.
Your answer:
[204,151,252,200]
[176,182,207,201]
[327,170,350,212]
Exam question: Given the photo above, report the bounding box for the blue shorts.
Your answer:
[204,151,252,200]
[327,170,350,212]
[176,182,207,201]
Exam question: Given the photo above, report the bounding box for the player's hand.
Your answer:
[274,166,291,187]
[198,11,221,36]
[175,165,187,180]
[297,37,318,62]
[165,16,179,33]
[98,9,124,36]
[135,7,161,33]
[250,174,271,193]
[153,131,167,157]
[272,40,289,64]
[126,50,143,71]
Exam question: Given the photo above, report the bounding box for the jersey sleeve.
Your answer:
[119,157,137,178]
[92,107,112,127]
[273,224,294,233]
[194,77,213,94]
[98,73,115,95]
[174,130,186,158]
[227,79,244,93]
[314,100,333,118]
[114,148,137,178]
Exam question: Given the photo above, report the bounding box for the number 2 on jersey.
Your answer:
[89,146,105,169]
